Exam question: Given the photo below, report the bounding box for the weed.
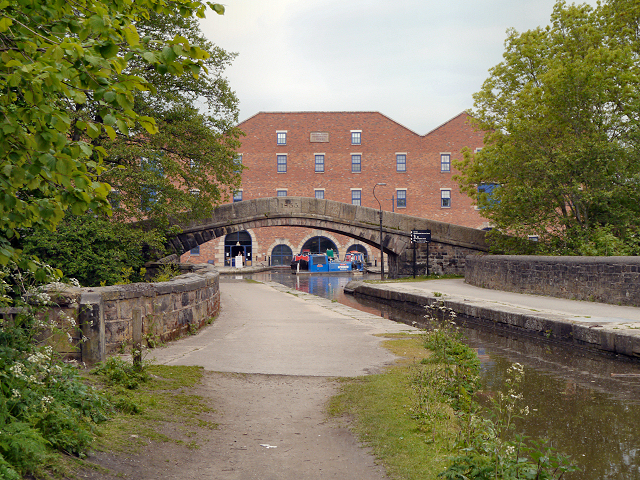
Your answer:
[330,301,579,480]
[152,264,181,283]
[433,291,444,297]
[0,262,111,478]
[92,357,150,389]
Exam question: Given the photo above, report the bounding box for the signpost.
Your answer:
[410,229,431,278]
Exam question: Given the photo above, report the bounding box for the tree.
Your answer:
[20,214,158,286]
[93,9,244,232]
[455,0,640,255]
[0,0,227,272]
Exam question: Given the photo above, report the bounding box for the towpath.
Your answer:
[96,278,418,479]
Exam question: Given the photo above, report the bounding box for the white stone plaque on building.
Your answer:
[310,132,329,143]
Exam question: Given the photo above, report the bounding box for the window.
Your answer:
[441,153,451,172]
[441,189,451,208]
[315,154,325,173]
[277,131,287,145]
[277,155,287,173]
[477,183,500,209]
[233,155,242,174]
[233,190,243,202]
[277,190,287,197]
[396,154,406,172]
[351,154,361,173]
[396,189,407,208]
[190,245,200,256]
[315,189,324,199]
[351,189,361,206]
[351,130,361,145]
[140,155,163,211]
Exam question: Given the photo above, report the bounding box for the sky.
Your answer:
[199,0,596,134]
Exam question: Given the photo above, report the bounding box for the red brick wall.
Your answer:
[181,111,489,265]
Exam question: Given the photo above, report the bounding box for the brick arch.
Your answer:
[266,239,296,258]
[294,231,343,257]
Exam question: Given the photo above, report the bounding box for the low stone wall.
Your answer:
[48,264,220,363]
[465,255,640,307]
[391,242,484,277]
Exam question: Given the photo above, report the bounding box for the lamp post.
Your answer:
[373,182,386,280]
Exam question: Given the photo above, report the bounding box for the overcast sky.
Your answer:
[199,0,595,134]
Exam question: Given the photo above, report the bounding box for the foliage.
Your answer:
[455,0,640,255]
[20,214,161,286]
[89,364,215,456]
[151,263,182,282]
[421,303,480,411]
[99,8,244,231]
[328,335,457,480]
[439,364,578,479]
[416,305,578,479]
[92,357,150,390]
[0,0,227,270]
[0,262,110,477]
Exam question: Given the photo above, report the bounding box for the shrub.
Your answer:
[0,262,111,476]
[417,302,579,479]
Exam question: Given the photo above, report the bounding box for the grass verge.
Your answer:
[328,333,457,479]
[51,360,216,478]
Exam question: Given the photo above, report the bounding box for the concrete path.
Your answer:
[142,279,418,479]
[347,278,640,358]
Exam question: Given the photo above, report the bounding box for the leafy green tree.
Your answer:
[95,9,244,231]
[20,214,160,286]
[455,0,640,255]
[0,0,226,271]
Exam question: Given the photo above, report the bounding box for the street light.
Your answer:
[373,182,386,280]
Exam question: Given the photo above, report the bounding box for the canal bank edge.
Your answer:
[344,281,640,359]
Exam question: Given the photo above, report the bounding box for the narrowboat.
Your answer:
[291,251,365,274]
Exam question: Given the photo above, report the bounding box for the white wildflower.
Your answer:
[41,396,54,411]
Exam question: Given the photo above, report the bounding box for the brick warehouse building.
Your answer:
[180,111,489,267]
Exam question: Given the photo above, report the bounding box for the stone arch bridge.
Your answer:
[167,197,489,277]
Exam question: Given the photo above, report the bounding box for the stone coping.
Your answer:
[345,281,640,359]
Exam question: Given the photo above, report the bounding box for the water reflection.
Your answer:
[238,271,640,479]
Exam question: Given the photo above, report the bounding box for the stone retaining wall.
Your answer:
[49,264,220,363]
[345,281,640,359]
[465,255,640,307]
[392,242,485,277]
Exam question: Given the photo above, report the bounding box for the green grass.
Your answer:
[46,362,216,478]
[91,364,216,452]
[365,274,463,284]
[328,334,458,479]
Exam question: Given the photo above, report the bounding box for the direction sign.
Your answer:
[411,229,431,243]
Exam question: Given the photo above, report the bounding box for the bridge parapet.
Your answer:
[170,197,489,277]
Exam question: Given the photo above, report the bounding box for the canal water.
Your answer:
[236,270,640,479]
